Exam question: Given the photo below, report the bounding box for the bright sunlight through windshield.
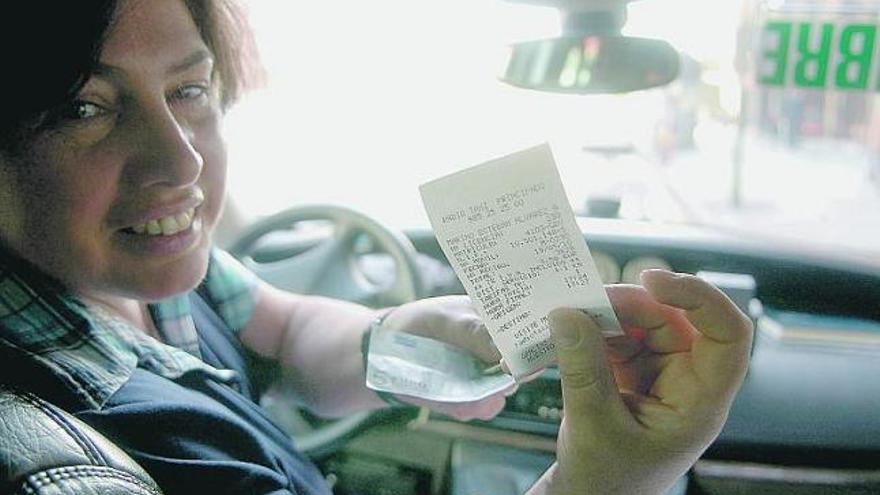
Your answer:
[225,0,880,262]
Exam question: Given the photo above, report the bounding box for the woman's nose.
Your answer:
[130,106,204,188]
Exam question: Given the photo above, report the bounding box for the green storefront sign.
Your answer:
[760,20,878,90]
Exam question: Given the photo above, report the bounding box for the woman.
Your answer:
[0,1,753,494]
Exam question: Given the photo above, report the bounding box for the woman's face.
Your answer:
[0,0,227,301]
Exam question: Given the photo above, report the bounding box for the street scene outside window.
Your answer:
[225,0,880,265]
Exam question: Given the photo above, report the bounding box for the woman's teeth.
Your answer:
[130,208,195,236]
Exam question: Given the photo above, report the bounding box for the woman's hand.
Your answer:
[536,270,753,495]
[379,295,512,421]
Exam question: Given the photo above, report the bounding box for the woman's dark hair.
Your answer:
[0,0,260,152]
[182,0,262,109]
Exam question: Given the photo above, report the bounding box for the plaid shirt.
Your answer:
[0,247,258,411]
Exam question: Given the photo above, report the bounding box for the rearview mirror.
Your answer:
[501,35,680,94]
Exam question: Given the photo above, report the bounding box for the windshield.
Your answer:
[224,0,880,261]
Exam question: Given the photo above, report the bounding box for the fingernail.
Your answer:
[550,311,582,348]
[640,268,679,284]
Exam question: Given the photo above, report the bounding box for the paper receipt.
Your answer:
[420,144,623,378]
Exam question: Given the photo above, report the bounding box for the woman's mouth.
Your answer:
[117,206,203,257]
[123,208,196,236]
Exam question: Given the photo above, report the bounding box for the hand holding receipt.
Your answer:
[367,144,753,495]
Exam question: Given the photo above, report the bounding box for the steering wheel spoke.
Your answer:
[240,234,351,294]
[231,204,424,306]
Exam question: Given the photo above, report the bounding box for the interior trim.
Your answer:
[694,460,880,485]
[410,415,556,453]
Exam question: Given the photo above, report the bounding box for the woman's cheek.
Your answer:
[197,132,228,232]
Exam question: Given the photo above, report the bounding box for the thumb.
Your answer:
[550,308,625,428]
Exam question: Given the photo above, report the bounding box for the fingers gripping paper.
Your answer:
[420,144,623,378]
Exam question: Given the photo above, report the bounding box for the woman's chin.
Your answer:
[118,250,212,302]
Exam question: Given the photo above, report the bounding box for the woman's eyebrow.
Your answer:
[166,49,214,75]
[92,48,214,79]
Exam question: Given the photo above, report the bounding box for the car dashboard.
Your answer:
[263,217,880,495]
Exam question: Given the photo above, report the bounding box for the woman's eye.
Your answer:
[171,83,209,103]
[61,100,108,121]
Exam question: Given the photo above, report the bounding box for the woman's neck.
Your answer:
[78,293,162,341]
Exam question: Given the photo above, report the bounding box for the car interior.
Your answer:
[229,208,880,495]
[3,0,880,494]
[212,1,880,493]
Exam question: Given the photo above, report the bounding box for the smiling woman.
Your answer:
[0,0,257,302]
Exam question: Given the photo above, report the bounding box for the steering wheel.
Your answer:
[228,204,425,457]
[229,204,424,307]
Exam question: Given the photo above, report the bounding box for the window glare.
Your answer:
[225,1,583,227]
[226,1,880,259]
